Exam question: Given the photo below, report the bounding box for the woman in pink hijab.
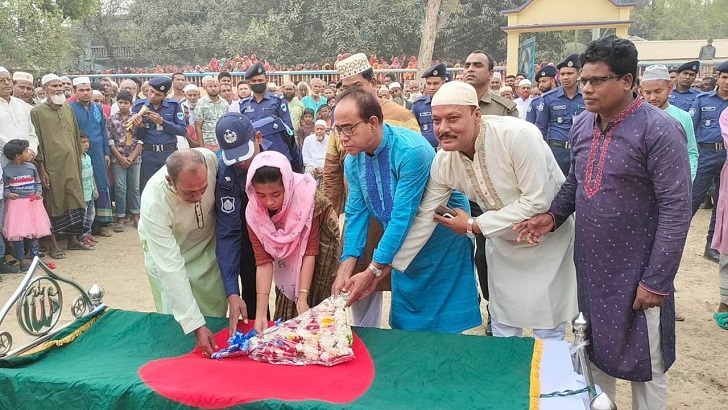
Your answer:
[711,109,728,330]
[245,152,342,334]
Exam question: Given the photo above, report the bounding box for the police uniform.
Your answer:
[238,62,294,130]
[525,65,558,124]
[131,76,187,186]
[214,113,281,320]
[689,60,728,258]
[411,63,447,148]
[534,55,585,176]
[670,61,702,112]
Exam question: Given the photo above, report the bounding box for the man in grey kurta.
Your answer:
[516,36,692,409]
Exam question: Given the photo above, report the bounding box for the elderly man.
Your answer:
[110,79,139,116]
[195,78,229,153]
[139,148,227,356]
[513,79,532,118]
[412,63,448,148]
[71,77,114,235]
[302,78,327,113]
[670,61,701,112]
[332,86,481,333]
[516,36,691,408]
[323,52,420,328]
[33,87,45,105]
[59,76,73,98]
[31,74,87,259]
[181,84,200,146]
[390,81,577,340]
[281,81,304,134]
[131,76,187,187]
[12,72,34,105]
[489,72,502,91]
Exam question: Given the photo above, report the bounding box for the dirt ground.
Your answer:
[0,209,725,409]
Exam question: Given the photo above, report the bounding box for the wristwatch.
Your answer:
[368,263,383,277]
[466,217,476,239]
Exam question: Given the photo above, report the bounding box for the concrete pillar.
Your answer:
[506,31,520,75]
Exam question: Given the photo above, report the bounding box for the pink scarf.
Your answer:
[245,152,317,301]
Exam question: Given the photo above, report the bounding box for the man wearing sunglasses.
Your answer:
[515,36,692,408]
[138,148,227,358]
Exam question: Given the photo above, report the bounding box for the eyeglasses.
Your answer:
[578,74,625,87]
[333,120,364,137]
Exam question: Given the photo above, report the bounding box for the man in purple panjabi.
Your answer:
[514,35,692,409]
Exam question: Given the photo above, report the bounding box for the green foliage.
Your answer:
[631,0,728,40]
[0,0,83,72]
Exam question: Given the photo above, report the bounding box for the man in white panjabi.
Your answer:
[391,81,577,340]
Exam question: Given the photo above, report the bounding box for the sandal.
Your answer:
[95,228,112,237]
[113,223,125,233]
[714,312,728,330]
[80,237,96,247]
[675,312,685,321]
[49,249,66,259]
[85,235,98,243]
[67,242,95,251]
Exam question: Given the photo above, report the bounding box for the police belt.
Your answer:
[697,142,725,150]
[547,139,571,149]
[142,143,177,153]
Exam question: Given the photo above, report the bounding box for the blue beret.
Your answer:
[676,61,699,73]
[556,54,580,70]
[422,63,447,79]
[716,60,728,73]
[245,62,266,79]
[149,76,172,93]
[535,65,558,80]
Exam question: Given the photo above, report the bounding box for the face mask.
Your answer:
[250,83,267,94]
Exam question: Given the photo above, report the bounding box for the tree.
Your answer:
[82,0,133,69]
[416,0,460,76]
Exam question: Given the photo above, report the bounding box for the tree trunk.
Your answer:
[416,0,442,78]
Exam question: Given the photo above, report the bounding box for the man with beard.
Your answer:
[30,74,87,259]
[130,76,187,187]
[71,77,114,235]
[195,78,229,154]
[238,62,293,130]
[0,68,39,162]
[534,54,586,176]
[59,76,73,98]
[411,63,448,148]
[33,87,45,105]
[111,79,139,116]
[703,76,716,92]
[670,61,701,112]
[513,79,533,118]
[489,72,502,91]
[281,81,304,135]
[323,52,419,328]
[12,72,34,105]
[181,84,200,146]
[525,65,558,123]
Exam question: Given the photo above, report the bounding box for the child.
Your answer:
[107,90,142,232]
[296,108,315,147]
[78,132,99,249]
[2,139,52,271]
[316,104,331,127]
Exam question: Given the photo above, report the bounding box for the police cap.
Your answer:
[715,60,728,73]
[149,76,172,93]
[676,60,700,73]
[245,62,266,80]
[422,63,447,79]
[556,54,580,70]
[535,65,558,81]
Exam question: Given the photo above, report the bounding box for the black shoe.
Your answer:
[0,262,20,274]
[704,247,720,263]
[704,195,714,210]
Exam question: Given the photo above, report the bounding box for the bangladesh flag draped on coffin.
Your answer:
[0,309,538,409]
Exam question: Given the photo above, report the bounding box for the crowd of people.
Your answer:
[3,33,728,409]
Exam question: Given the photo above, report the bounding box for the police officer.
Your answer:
[463,50,518,117]
[131,76,187,187]
[411,63,447,148]
[534,54,585,176]
[238,62,293,130]
[214,113,299,324]
[689,60,728,263]
[525,65,558,123]
[671,60,701,111]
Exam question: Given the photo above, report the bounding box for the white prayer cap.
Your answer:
[335,53,372,79]
[314,119,327,127]
[431,81,479,107]
[41,74,61,85]
[499,86,513,94]
[267,82,278,90]
[388,82,402,90]
[92,90,103,97]
[72,76,91,86]
[0,66,9,74]
[492,72,502,80]
[183,84,198,93]
[642,64,671,83]
[518,79,532,87]
[59,76,71,82]
[13,72,33,83]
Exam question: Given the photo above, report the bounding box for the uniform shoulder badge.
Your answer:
[220,196,236,214]
[491,94,517,110]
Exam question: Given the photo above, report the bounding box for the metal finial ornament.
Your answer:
[87,284,105,308]
[571,313,618,410]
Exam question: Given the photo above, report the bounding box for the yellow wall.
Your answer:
[504,0,634,74]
